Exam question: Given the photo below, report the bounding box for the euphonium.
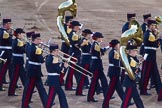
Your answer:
[57,0,77,46]
[120,20,143,80]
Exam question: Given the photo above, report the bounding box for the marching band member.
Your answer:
[139,13,152,55]
[60,16,73,86]
[102,39,124,108]
[140,20,161,96]
[21,33,47,108]
[65,20,82,90]
[25,31,35,74]
[0,19,13,91]
[45,44,69,108]
[87,32,108,102]
[121,39,144,108]
[8,28,26,96]
[121,13,136,84]
[75,29,93,96]
[122,13,136,33]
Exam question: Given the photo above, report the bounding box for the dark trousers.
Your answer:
[0,60,12,88]
[61,42,70,55]
[121,86,144,108]
[87,69,108,101]
[46,86,68,108]
[140,61,161,94]
[139,45,144,56]
[120,69,125,85]
[60,72,65,86]
[76,64,89,95]
[102,76,124,108]
[60,42,70,86]
[8,64,26,95]
[65,60,80,90]
[21,77,47,108]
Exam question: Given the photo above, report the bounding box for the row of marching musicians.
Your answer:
[0,14,162,108]
[59,13,162,108]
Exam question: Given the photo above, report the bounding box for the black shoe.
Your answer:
[3,81,9,84]
[16,85,22,89]
[87,99,98,102]
[110,96,115,99]
[76,93,86,96]
[129,102,134,106]
[96,90,103,95]
[65,87,76,91]
[33,90,37,94]
[8,93,19,96]
[0,87,6,91]
[29,100,33,103]
[83,85,90,89]
[140,92,151,96]
[52,102,55,106]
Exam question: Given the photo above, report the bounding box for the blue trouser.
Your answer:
[87,69,108,101]
[61,42,70,55]
[46,86,68,108]
[140,61,161,94]
[21,77,47,108]
[8,64,26,95]
[121,86,144,108]
[139,44,144,56]
[65,51,81,90]
[102,76,124,108]
[76,64,90,95]
[0,60,12,88]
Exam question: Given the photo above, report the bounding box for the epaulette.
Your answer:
[94,43,100,52]
[35,46,42,55]
[3,31,9,39]
[17,39,24,47]
[148,32,156,42]
[114,50,120,60]
[67,27,72,34]
[72,32,79,41]
[52,56,59,63]
[82,39,89,46]
[130,57,137,67]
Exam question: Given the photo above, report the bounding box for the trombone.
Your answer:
[0,58,7,63]
[39,40,93,78]
[58,52,93,78]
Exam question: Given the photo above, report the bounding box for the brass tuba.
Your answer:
[57,0,77,46]
[120,20,143,80]
[155,16,162,24]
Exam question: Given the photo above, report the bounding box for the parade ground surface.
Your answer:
[0,0,162,108]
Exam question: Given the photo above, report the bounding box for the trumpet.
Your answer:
[58,54,93,78]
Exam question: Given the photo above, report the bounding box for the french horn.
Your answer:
[57,0,77,46]
[120,20,143,80]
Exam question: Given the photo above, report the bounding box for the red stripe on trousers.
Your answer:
[88,69,99,100]
[23,78,36,107]
[123,87,132,108]
[76,64,89,94]
[0,61,9,87]
[66,63,75,89]
[8,64,20,95]
[142,61,152,93]
[46,86,55,108]
[59,73,65,85]
[103,77,117,108]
